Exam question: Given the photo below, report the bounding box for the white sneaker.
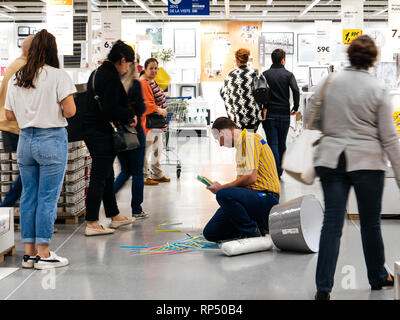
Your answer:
[33,251,69,270]
[22,255,36,269]
[133,211,149,220]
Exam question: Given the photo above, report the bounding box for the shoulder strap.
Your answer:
[307,72,333,129]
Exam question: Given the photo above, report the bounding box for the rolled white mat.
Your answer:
[220,235,273,257]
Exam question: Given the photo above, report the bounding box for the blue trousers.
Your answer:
[315,152,389,292]
[203,187,279,242]
[114,129,146,215]
[18,127,68,245]
[262,114,290,177]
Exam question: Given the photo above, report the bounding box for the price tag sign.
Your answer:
[343,29,362,44]
[315,20,332,64]
[100,10,121,59]
[389,0,400,53]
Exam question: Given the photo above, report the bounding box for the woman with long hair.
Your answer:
[140,58,170,185]
[5,29,76,269]
[114,62,148,219]
[83,40,137,236]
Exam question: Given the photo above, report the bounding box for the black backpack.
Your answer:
[66,84,86,142]
[252,70,270,105]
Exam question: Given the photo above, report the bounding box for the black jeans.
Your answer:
[315,152,388,293]
[262,114,290,177]
[84,131,119,221]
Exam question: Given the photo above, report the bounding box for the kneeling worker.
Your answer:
[203,117,280,242]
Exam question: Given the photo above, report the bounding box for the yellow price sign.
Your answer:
[343,29,362,45]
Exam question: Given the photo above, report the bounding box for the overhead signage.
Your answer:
[389,0,400,52]
[100,10,121,59]
[315,20,332,64]
[168,0,210,16]
[46,0,73,55]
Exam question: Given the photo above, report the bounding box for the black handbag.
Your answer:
[146,112,166,129]
[92,68,140,152]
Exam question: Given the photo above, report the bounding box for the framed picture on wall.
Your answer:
[17,38,25,48]
[309,66,330,87]
[174,29,196,57]
[18,26,30,37]
[262,32,294,55]
[297,33,316,65]
[180,85,196,97]
[181,68,196,83]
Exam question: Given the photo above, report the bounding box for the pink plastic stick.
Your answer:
[168,249,192,255]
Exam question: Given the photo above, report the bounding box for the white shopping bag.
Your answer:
[282,129,321,185]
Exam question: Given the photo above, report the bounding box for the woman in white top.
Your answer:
[5,29,76,270]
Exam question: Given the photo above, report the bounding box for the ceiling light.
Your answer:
[213,0,218,4]
[372,8,388,16]
[245,4,251,11]
[0,13,13,18]
[132,0,155,16]
[299,0,320,16]
[91,0,100,6]
[122,0,129,5]
[267,0,273,5]
[326,0,334,5]
[263,10,268,16]
[161,0,168,5]
[2,5,17,12]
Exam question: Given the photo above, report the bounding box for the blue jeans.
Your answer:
[315,152,388,293]
[17,127,68,245]
[0,175,22,207]
[114,129,146,215]
[203,187,279,242]
[262,114,290,177]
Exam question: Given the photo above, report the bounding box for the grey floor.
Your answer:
[0,134,399,300]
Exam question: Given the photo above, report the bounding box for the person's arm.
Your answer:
[61,94,76,118]
[5,110,16,121]
[289,73,300,114]
[207,170,258,194]
[377,89,400,190]
[102,79,134,124]
[141,80,164,117]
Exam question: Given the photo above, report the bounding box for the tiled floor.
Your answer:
[0,133,399,300]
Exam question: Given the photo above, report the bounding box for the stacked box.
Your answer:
[0,137,91,218]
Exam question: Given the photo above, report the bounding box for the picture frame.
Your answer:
[17,38,25,48]
[309,66,330,87]
[297,33,316,65]
[18,26,30,37]
[180,85,196,97]
[262,32,294,55]
[181,68,196,83]
[174,29,196,58]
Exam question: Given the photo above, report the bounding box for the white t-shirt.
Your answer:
[5,65,76,129]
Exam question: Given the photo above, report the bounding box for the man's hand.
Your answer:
[129,115,138,127]
[157,108,168,117]
[207,182,222,194]
[263,109,267,121]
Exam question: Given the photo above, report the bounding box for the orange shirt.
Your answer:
[140,79,159,136]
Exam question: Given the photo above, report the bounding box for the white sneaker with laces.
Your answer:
[34,251,69,270]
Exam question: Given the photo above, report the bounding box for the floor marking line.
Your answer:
[4,222,85,300]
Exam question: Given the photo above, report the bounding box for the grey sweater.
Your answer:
[305,67,400,188]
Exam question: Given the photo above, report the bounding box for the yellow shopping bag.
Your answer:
[393,110,400,136]
[155,67,171,91]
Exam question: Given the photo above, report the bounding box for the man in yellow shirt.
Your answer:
[203,117,280,242]
[0,35,33,207]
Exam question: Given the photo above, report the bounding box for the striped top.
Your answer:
[235,129,280,195]
[148,80,166,109]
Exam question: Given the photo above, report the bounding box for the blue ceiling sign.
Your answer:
[168,0,210,16]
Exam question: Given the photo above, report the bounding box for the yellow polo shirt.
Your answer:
[235,129,281,195]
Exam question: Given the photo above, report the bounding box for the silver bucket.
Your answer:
[269,194,323,253]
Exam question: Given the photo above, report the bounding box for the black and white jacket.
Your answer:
[220,66,263,129]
